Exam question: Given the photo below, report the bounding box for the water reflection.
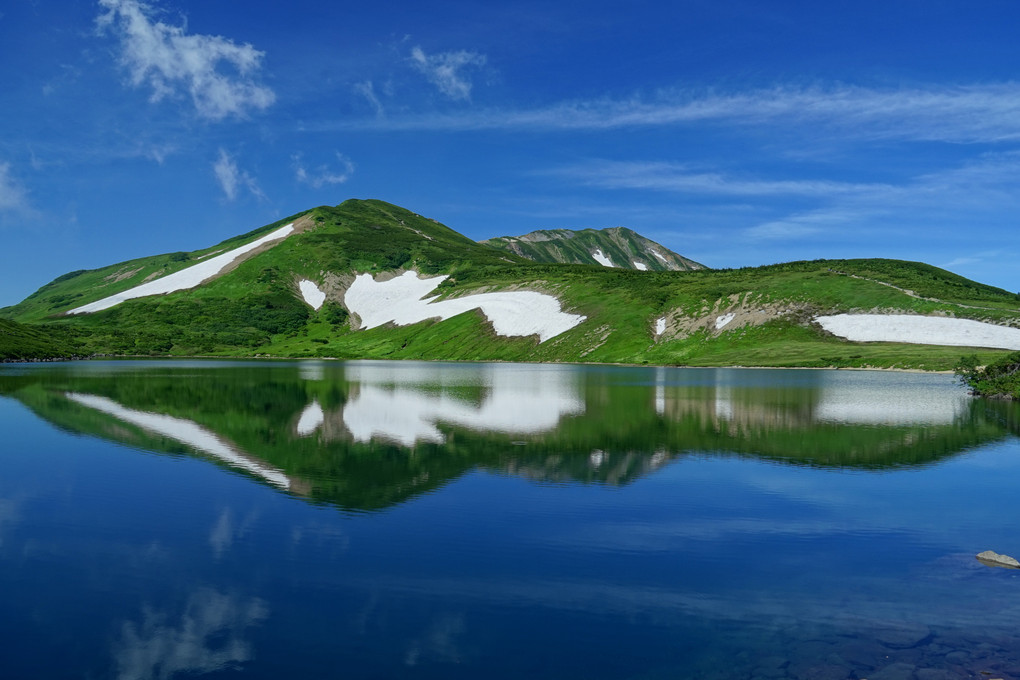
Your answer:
[65,392,293,490]
[1,361,1014,512]
[4,360,1020,679]
[337,363,583,446]
[113,589,268,680]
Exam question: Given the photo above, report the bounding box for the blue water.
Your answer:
[2,361,1019,679]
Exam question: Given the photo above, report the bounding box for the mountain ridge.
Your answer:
[481,226,703,271]
[1,198,1019,369]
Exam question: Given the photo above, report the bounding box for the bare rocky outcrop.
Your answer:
[976,550,1020,568]
[656,292,815,342]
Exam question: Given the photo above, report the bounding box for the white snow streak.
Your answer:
[298,279,326,310]
[66,392,291,489]
[69,223,296,314]
[715,313,735,330]
[344,271,585,342]
[633,261,648,271]
[816,314,1020,350]
[650,249,668,263]
[592,249,615,267]
[655,317,666,335]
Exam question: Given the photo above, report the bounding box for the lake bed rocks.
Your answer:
[976,550,1020,569]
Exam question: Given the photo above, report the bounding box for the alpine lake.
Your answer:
[2,359,1020,680]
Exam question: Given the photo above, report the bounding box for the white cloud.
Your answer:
[409,46,486,101]
[293,152,355,188]
[332,82,1020,142]
[97,0,275,119]
[0,162,31,214]
[212,149,265,201]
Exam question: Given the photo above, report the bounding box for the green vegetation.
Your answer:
[956,352,1020,399]
[0,319,86,361]
[1,198,1018,368]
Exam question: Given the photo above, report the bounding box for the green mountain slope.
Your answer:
[0,319,85,361]
[1,198,1019,368]
[481,226,704,271]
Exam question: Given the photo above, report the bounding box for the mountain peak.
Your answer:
[480,226,704,271]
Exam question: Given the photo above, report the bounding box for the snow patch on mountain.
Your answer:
[715,313,736,330]
[592,249,614,267]
[69,223,296,314]
[298,279,326,310]
[345,271,585,342]
[816,314,1020,350]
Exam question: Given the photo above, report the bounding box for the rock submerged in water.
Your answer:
[976,550,1020,569]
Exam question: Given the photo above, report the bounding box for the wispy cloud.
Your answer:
[742,152,1020,242]
[329,82,1020,143]
[353,80,385,116]
[212,149,264,201]
[113,589,268,680]
[0,161,30,214]
[409,46,486,101]
[551,160,889,198]
[744,210,861,241]
[293,152,355,188]
[97,0,275,119]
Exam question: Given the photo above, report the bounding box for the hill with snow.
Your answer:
[2,199,1020,369]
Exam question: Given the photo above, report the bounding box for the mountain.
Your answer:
[481,226,703,271]
[2,198,1019,369]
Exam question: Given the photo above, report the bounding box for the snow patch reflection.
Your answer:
[334,363,585,446]
[66,393,292,489]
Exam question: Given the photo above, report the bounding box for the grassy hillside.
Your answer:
[482,226,704,271]
[0,319,85,361]
[2,199,1019,368]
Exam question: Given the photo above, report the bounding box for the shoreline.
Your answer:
[0,352,959,374]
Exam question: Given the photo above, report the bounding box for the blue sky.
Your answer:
[2,0,1019,306]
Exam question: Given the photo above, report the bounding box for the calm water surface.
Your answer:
[2,360,1020,679]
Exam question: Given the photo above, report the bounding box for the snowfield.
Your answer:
[298,279,326,310]
[715,313,736,330]
[816,314,1020,350]
[655,317,666,335]
[69,223,296,314]
[66,392,291,489]
[592,249,615,267]
[344,271,585,343]
[633,261,648,271]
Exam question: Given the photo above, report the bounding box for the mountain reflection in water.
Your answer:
[6,360,1020,680]
[1,360,1012,512]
